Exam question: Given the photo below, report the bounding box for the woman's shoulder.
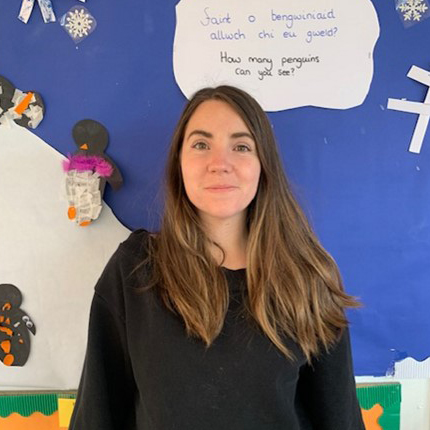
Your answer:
[93,229,156,315]
[118,228,156,261]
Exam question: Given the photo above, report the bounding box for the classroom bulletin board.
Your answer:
[1,0,430,394]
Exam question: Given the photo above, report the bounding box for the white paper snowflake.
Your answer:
[398,0,429,21]
[65,8,94,39]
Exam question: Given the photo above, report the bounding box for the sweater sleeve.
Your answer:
[69,249,138,430]
[295,328,365,430]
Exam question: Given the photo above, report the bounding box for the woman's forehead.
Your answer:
[184,100,251,135]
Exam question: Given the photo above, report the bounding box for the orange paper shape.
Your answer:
[361,403,383,430]
[67,206,77,220]
[14,92,34,115]
[0,411,60,430]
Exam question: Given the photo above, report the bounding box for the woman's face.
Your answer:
[180,100,261,227]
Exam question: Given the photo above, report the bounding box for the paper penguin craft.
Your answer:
[0,284,36,367]
[63,119,123,226]
[0,75,45,129]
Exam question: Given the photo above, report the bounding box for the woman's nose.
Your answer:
[207,147,233,173]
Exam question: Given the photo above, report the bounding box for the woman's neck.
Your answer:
[201,214,248,269]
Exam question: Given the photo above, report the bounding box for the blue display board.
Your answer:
[1,0,429,376]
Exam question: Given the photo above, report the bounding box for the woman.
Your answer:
[70,86,365,429]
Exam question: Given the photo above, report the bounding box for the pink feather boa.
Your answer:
[63,154,113,178]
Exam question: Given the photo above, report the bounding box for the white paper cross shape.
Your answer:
[387,65,430,154]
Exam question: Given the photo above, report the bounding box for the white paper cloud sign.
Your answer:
[173,0,380,111]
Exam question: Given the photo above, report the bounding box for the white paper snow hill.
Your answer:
[0,123,130,390]
[391,356,430,378]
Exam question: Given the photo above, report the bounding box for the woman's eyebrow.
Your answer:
[230,132,254,140]
[186,130,212,140]
[186,130,254,140]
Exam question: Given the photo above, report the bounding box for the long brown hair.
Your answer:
[142,85,359,362]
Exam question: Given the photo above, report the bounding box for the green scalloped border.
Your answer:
[0,393,76,418]
[357,384,401,430]
[0,385,401,426]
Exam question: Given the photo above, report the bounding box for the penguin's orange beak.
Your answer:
[80,143,89,150]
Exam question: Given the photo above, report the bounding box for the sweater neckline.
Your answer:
[221,267,246,273]
[221,267,246,293]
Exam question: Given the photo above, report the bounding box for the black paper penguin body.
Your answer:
[63,119,123,226]
[0,75,45,129]
[0,284,36,367]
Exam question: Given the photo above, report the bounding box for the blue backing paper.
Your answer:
[0,0,429,376]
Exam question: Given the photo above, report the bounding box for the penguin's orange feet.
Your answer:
[79,220,92,227]
[3,353,14,366]
[68,206,77,220]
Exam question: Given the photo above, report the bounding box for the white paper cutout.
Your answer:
[26,104,44,128]
[391,356,430,378]
[173,0,380,111]
[387,65,430,154]
[65,171,103,225]
[18,0,56,24]
[18,0,35,23]
[388,99,430,116]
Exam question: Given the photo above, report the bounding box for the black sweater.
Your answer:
[70,230,365,430]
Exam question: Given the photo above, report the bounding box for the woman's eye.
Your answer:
[192,141,208,150]
[235,144,251,152]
